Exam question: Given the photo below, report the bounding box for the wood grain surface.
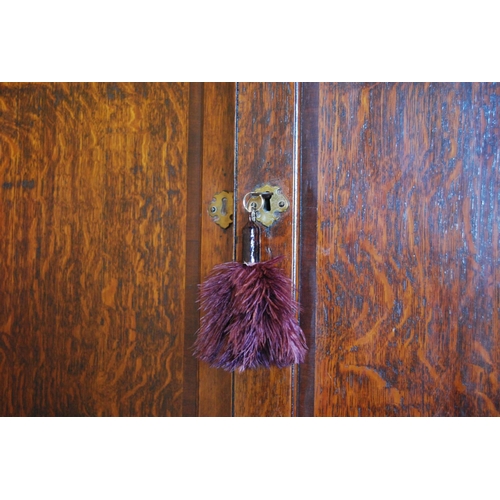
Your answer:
[308,83,499,416]
[182,83,203,417]
[0,83,191,416]
[233,83,300,416]
[197,82,235,416]
[2,82,497,417]
[297,83,319,416]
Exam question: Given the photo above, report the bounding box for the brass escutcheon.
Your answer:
[209,191,234,229]
[252,184,289,227]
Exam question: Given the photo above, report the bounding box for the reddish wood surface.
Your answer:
[2,82,497,417]
[198,82,235,416]
[0,83,191,416]
[182,83,203,417]
[297,83,320,416]
[233,82,300,416]
[308,83,499,416]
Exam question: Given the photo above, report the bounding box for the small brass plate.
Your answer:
[253,184,289,227]
[209,191,234,229]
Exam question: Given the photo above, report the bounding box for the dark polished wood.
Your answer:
[182,83,203,417]
[308,83,499,416]
[297,83,320,416]
[1,82,497,417]
[198,82,235,416]
[233,82,300,416]
[0,83,191,416]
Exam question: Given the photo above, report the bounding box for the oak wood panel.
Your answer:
[0,83,55,415]
[297,83,319,416]
[0,83,190,416]
[312,83,499,416]
[182,82,203,417]
[198,82,235,417]
[233,82,300,416]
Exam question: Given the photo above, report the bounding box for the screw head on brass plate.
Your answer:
[209,191,234,229]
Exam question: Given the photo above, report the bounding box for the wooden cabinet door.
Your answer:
[298,83,499,416]
[2,83,497,416]
[201,82,499,417]
[0,83,202,416]
[196,83,302,416]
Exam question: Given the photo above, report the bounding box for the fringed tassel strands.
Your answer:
[193,194,307,372]
[194,257,307,371]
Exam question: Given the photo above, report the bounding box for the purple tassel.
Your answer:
[194,256,307,372]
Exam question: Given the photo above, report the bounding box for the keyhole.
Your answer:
[261,193,272,212]
[221,197,227,216]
